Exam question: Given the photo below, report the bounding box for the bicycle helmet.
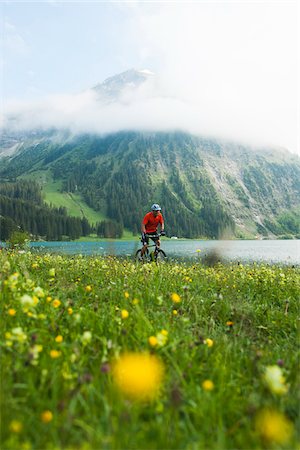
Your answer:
[151,203,161,211]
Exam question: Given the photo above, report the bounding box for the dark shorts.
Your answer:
[141,232,159,245]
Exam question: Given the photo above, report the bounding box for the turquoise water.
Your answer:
[27,239,300,264]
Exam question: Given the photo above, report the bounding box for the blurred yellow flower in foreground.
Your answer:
[171,293,181,303]
[55,335,63,343]
[50,350,61,359]
[52,299,61,308]
[121,309,129,319]
[204,338,214,348]
[202,380,214,391]
[112,352,164,401]
[40,410,53,423]
[255,409,293,444]
[8,309,16,316]
[148,336,158,347]
[9,420,23,433]
[85,285,92,292]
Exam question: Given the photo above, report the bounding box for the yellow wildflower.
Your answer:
[52,299,61,308]
[202,380,214,391]
[171,293,181,303]
[121,309,129,319]
[161,329,168,336]
[112,352,164,401]
[204,338,214,348]
[148,336,158,347]
[50,349,61,359]
[46,296,52,302]
[172,310,178,315]
[9,420,23,433]
[31,263,39,269]
[8,309,16,316]
[40,410,53,423]
[85,285,92,292]
[55,335,63,343]
[255,409,293,444]
[67,307,73,315]
[124,291,130,299]
[132,298,139,305]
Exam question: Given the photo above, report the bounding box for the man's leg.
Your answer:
[141,243,148,256]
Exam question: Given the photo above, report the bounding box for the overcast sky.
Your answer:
[0,0,298,154]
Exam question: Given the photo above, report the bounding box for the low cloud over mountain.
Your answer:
[1,69,297,152]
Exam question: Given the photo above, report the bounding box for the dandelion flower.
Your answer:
[121,309,129,319]
[55,335,63,343]
[148,336,158,347]
[173,310,178,315]
[9,420,23,433]
[52,299,61,308]
[41,410,53,423]
[204,338,214,348]
[67,307,73,315]
[202,380,214,391]
[8,309,16,316]
[171,293,181,303]
[50,349,61,359]
[226,321,234,327]
[263,365,288,395]
[112,352,164,401]
[255,409,293,444]
[124,291,130,299]
[85,285,92,292]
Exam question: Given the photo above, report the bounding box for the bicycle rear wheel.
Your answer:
[135,249,149,263]
[155,249,167,263]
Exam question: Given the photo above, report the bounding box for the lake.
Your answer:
[28,239,300,265]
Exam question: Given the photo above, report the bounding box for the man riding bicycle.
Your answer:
[140,204,165,257]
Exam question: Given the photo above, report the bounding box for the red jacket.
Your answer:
[142,212,164,233]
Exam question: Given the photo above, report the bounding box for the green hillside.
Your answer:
[1,131,299,239]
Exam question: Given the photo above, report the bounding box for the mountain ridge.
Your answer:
[0,130,299,239]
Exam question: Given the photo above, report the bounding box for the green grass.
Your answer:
[43,181,106,225]
[1,252,299,449]
[20,172,107,225]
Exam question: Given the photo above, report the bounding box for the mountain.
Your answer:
[91,68,155,103]
[1,69,299,239]
[0,129,299,239]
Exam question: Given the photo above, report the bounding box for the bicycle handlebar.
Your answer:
[145,233,163,238]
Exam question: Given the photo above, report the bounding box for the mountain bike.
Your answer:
[135,233,167,263]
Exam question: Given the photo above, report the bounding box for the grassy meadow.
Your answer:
[0,250,299,449]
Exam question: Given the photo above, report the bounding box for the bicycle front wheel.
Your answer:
[135,249,149,263]
[155,249,167,263]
